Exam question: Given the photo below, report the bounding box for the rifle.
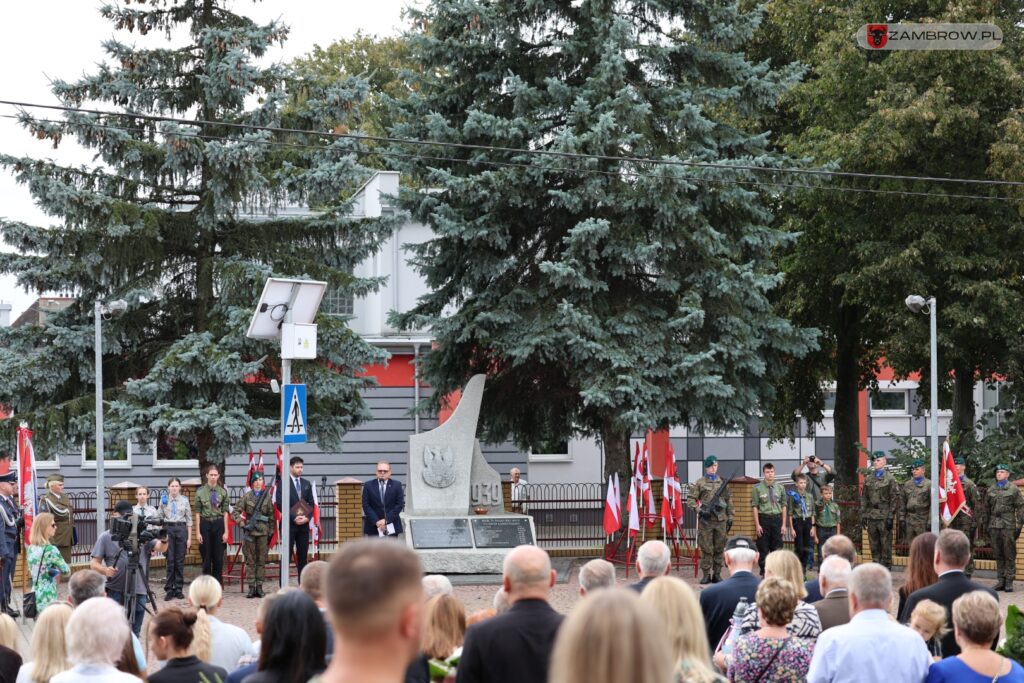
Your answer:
[241,486,272,542]
[700,469,736,523]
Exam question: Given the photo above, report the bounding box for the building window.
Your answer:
[870,390,908,414]
[321,286,353,317]
[153,431,200,469]
[528,437,571,462]
[982,381,1012,437]
[823,391,837,413]
[81,439,132,469]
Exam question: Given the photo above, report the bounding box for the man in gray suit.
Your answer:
[814,555,852,631]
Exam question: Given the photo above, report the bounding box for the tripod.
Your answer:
[111,542,159,629]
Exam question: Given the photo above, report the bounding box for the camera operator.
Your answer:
[793,455,834,500]
[90,500,168,636]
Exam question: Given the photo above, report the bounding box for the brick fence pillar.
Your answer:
[728,477,758,540]
[335,479,364,545]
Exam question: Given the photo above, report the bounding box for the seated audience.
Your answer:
[805,534,857,603]
[898,532,938,620]
[578,558,616,597]
[188,574,256,672]
[423,574,454,598]
[52,597,141,683]
[813,556,852,631]
[807,564,930,683]
[148,606,227,683]
[16,603,73,683]
[550,588,673,683]
[641,577,724,683]
[724,578,814,682]
[630,540,671,592]
[0,614,22,683]
[909,600,948,661]
[244,590,327,683]
[699,536,760,650]
[736,550,821,639]
[926,591,1024,682]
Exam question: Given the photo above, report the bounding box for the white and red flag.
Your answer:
[627,476,640,540]
[661,444,684,534]
[269,445,285,547]
[310,481,321,557]
[939,440,968,523]
[603,475,620,536]
[16,424,37,544]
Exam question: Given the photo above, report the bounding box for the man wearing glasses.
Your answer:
[362,462,405,538]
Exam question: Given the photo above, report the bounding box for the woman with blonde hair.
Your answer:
[641,577,724,683]
[27,512,70,613]
[187,575,255,671]
[413,594,467,682]
[16,602,73,683]
[550,588,674,683]
[0,612,21,682]
[736,550,821,639]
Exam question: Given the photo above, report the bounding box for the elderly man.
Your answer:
[699,536,760,649]
[578,558,616,597]
[39,473,74,564]
[813,556,852,630]
[805,534,857,602]
[423,574,454,598]
[807,564,930,683]
[629,540,670,592]
[457,545,564,683]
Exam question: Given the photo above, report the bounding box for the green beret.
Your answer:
[248,469,264,484]
[954,457,966,466]
[46,473,65,483]
[871,450,887,461]
[911,459,925,469]
[704,455,718,468]
[996,464,1010,473]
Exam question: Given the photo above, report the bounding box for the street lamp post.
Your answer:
[94,299,126,535]
[906,294,939,534]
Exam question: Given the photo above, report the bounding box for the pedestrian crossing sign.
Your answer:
[283,383,307,444]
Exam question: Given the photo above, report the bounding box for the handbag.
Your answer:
[22,546,48,620]
[752,636,791,683]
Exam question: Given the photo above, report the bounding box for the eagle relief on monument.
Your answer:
[421,444,457,488]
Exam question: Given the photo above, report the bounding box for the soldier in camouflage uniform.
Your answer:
[688,455,732,584]
[950,456,979,578]
[861,450,898,569]
[231,470,276,598]
[982,463,1024,592]
[900,459,931,546]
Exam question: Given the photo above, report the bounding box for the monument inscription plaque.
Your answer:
[410,518,473,549]
[472,517,535,548]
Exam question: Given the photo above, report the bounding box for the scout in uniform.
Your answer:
[787,473,816,573]
[751,462,787,576]
[194,466,230,585]
[0,472,20,617]
[815,483,841,565]
[687,455,733,584]
[38,473,74,565]
[982,464,1024,592]
[232,470,276,598]
[950,456,979,578]
[861,450,897,569]
[160,476,192,600]
[900,459,931,545]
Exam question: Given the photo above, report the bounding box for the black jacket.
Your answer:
[455,599,564,683]
[149,655,226,683]
[275,476,316,526]
[362,478,406,536]
[699,570,760,650]
[899,570,999,657]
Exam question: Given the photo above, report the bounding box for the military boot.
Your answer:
[699,573,711,585]
[255,584,265,598]
[246,585,258,599]
[1004,578,1014,593]
[711,573,722,584]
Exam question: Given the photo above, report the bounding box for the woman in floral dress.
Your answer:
[27,512,70,614]
[727,577,814,682]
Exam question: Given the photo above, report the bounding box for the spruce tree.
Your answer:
[390,0,817,479]
[0,0,398,473]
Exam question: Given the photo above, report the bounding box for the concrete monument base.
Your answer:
[402,512,537,574]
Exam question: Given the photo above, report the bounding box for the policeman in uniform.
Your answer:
[232,470,275,598]
[751,462,787,576]
[194,466,230,585]
[950,456,979,578]
[687,455,732,584]
[900,459,930,545]
[861,450,897,569]
[0,472,20,617]
[38,473,74,565]
[982,464,1024,592]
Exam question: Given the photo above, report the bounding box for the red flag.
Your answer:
[627,477,640,540]
[613,473,621,525]
[269,446,284,547]
[310,480,321,557]
[940,440,968,523]
[16,425,37,545]
[642,437,656,528]
[603,475,620,536]
[661,445,684,534]
[245,450,256,491]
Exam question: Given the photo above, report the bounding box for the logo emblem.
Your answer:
[422,445,456,488]
[867,24,888,48]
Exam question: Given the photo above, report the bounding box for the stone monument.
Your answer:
[402,374,537,572]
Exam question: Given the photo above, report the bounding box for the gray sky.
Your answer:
[0,0,413,320]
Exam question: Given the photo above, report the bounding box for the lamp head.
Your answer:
[905,294,927,314]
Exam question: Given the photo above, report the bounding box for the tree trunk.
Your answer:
[951,365,976,456]
[601,426,633,484]
[833,304,862,485]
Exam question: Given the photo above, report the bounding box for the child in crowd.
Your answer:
[909,599,948,661]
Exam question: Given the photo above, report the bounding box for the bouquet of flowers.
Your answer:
[428,647,462,683]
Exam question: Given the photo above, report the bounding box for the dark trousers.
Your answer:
[107,590,148,636]
[793,518,814,570]
[199,518,225,584]
[0,552,13,605]
[756,514,783,574]
[164,524,188,592]
[817,525,837,566]
[290,522,310,578]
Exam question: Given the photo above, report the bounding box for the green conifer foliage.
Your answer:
[390,0,817,479]
[0,0,398,473]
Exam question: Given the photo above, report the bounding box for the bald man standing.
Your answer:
[456,545,564,683]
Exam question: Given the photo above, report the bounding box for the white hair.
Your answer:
[579,559,616,593]
[422,574,454,598]
[819,555,852,589]
[65,597,129,665]
[637,540,671,577]
[725,548,757,566]
[849,563,892,609]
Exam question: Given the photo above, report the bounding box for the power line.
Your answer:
[2,97,1023,191]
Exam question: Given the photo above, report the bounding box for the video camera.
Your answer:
[110,512,168,554]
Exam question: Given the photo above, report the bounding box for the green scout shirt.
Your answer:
[195,484,229,520]
[983,481,1024,530]
[787,490,816,520]
[687,476,733,523]
[804,470,835,500]
[816,500,841,528]
[861,469,897,520]
[751,481,786,515]
[901,478,931,520]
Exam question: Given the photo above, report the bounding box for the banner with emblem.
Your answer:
[16,424,37,544]
[939,440,967,523]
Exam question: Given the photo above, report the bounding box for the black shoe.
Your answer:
[4,606,19,618]
[246,586,257,599]
[164,592,174,601]
[1004,580,1014,593]
[699,574,710,585]
[711,574,722,584]
[255,585,265,598]
[995,578,1006,591]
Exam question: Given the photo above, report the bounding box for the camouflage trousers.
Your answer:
[866,519,892,568]
[698,519,728,576]
[949,515,975,577]
[990,528,1018,581]
[243,534,269,587]
[905,515,928,548]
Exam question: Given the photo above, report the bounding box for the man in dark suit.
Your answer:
[275,455,316,577]
[629,540,671,593]
[699,535,760,649]
[805,534,857,603]
[814,555,852,631]
[456,545,563,683]
[362,460,405,537]
[900,528,998,657]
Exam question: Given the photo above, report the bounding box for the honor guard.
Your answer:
[949,456,979,578]
[688,455,733,584]
[751,462,787,576]
[982,464,1024,592]
[0,472,21,617]
[861,450,897,569]
[39,473,74,564]
[900,459,931,545]
[232,470,275,598]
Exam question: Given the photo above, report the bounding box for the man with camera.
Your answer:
[90,500,168,635]
[793,455,834,500]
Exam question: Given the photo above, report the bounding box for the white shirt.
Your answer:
[51,664,141,683]
[208,615,257,672]
[806,609,930,683]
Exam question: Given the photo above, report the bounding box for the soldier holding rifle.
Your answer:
[232,470,275,598]
[688,455,733,585]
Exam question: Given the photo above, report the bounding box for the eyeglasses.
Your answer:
[377,469,390,473]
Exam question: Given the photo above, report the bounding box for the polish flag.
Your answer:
[627,477,640,540]
[269,446,284,547]
[603,475,620,536]
[16,424,37,544]
[661,445,684,533]
[310,482,321,557]
[939,440,968,523]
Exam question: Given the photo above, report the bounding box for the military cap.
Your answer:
[248,469,264,484]
[996,463,1011,473]
[871,450,888,461]
[725,536,755,551]
[0,472,16,484]
[954,456,966,466]
[704,455,718,468]
[911,459,925,469]
[45,473,65,483]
